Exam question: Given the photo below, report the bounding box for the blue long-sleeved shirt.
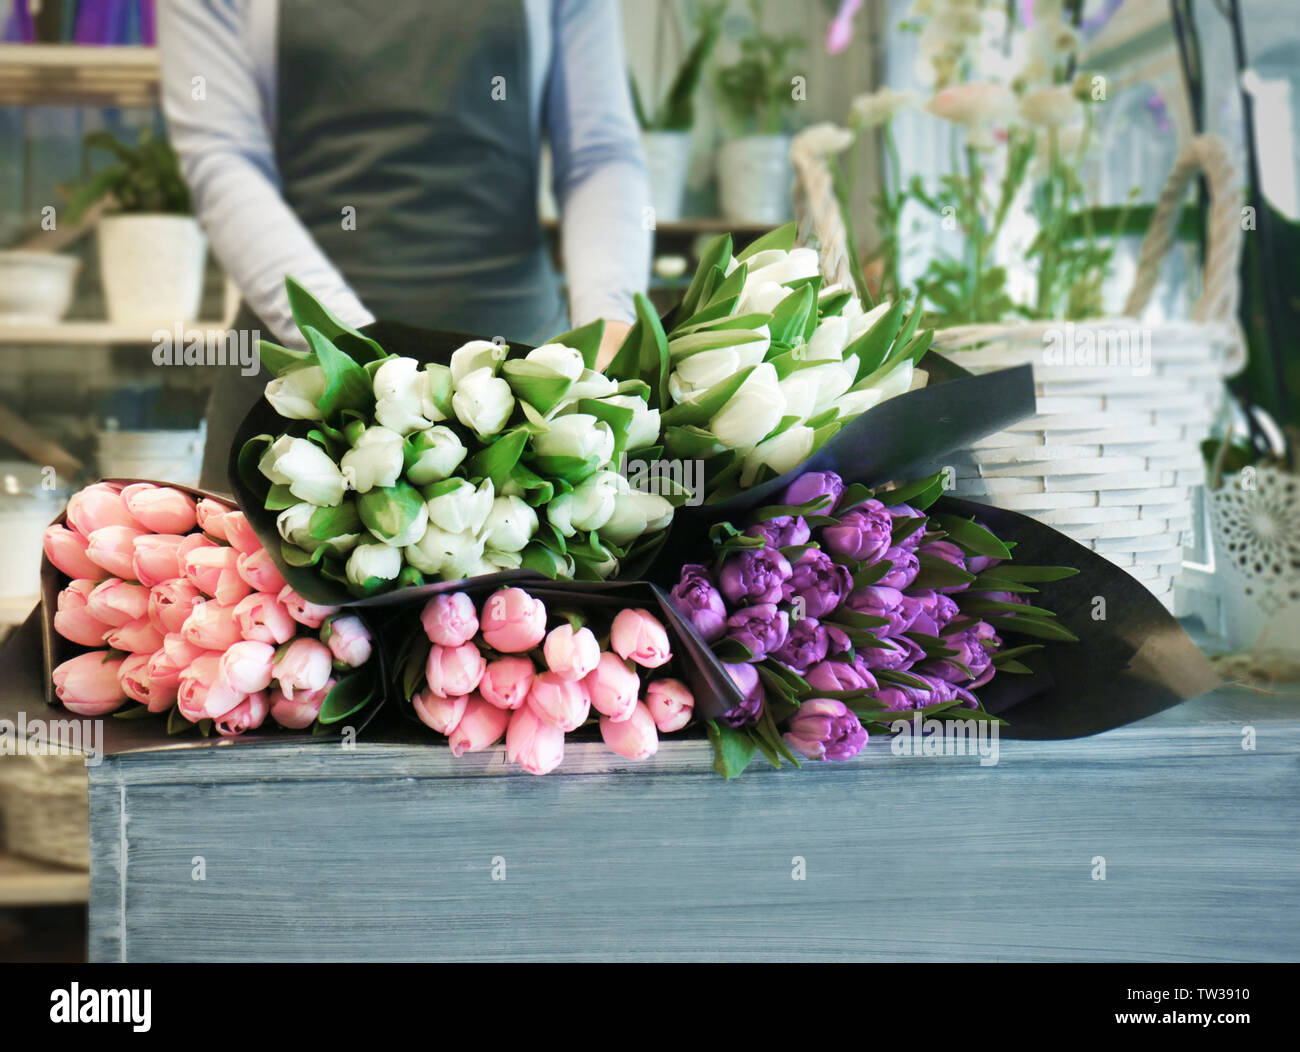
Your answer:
[157,0,650,346]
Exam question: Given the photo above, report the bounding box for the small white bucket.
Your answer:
[97,425,206,488]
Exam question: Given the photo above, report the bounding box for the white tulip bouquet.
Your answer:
[657,223,933,500]
[233,280,678,600]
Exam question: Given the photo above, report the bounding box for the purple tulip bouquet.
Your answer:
[668,468,1079,777]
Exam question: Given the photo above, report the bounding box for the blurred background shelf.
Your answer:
[0,321,226,345]
[0,44,158,108]
[0,851,88,907]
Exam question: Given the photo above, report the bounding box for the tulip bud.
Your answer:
[546,470,619,537]
[269,679,333,730]
[264,363,326,420]
[480,587,547,652]
[341,425,406,493]
[104,617,164,655]
[708,362,786,450]
[182,600,244,651]
[784,698,868,761]
[358,481,429,548]
[222,510,262,554]
[404,522,484,580]
[424,477,494,535]
[214,690,270,737]
[645,678,694,732]
[505,704,565,775]
[610,608,672,669]
[236,548,288,594]
[86,578,150,627]
[447,696,509,756]
[598,394,661,451]
[450,340,505,384]
[123,485,198,534]
[526,671,590,732]
[85,524,148,580]
[258,435,346,508]
[542,623,600,682]
[583,652,640,722]
[532,413,614,465]
[54,581,112,647]
[452,366,514,438]
[598,488,673,546]
[426,641,486,698]
[66,482,137,536]
[274,637,333,700]
[345,542,403,589]
[405,425,468,486]
[478,656,535,710]
[323,615,372,668]
[220,640,277,694]
[481,495,537,553]
[421,592,479,647]
[52,651,126,715]
[177,652,246,721]
[196,498,232,540]
[233,591,297,643]
[43,523,108,580]
[599,701,659,760]
[413,687,469,734]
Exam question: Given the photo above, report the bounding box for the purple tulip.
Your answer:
[719,547,792,606]
[931,623,999,687]
[824,623,852,658]
[805,659,877,694]
[724,603,788,661]
[722,662,765,727]
[781,470,844,512]
[873,686,919,712]
[876,546,919,590]
[902,590,960,636]
[783,698,867,761]
[820,500,893,564]
[884,503,927,550]
[844,585,917,637]
[745,515,811,549]
[772,616,830,673]
[864,635,924,672]
[671,563,729,642]
[784,549,852,619]
[918,540,969,593]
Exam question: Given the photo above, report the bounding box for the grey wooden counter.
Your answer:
[86,682,1300,962]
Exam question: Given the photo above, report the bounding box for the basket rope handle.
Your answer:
[791,127,855,291]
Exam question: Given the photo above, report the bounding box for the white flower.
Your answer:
[925,82,1014,126]
[599,394,661,451]
[1018,84,1080,128]
[805,315,849,361]
[793,122,854,157]
[844,297,893,342]
[869,360,916,401]
[358,484,428,548]
[405,523,485,580]
[275,502,359,555]
[524,343,585,382]
[481,495,538,553]
[849,88,920,129]
[561,369,618,402]
[345,542,402,588]
[264,365,326,421]
[340,425,405,493]
[405,425,467,486]
[424,477,494,535]
[742,425,816,485]
[452,367,515,438]
[533,413,615,465]
[834,387,884,418]
[450,340,504,384]
[258,435,346,507]
[708,362,787,450]
[600,488,674,546]
[777,370,822,422]
[810,362,855,414]
[374,357,441,434]
[547,470,621,537]
[481,549,523,572]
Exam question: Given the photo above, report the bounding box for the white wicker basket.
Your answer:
[793,132,1246,610]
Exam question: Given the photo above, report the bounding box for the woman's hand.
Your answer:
[596,320,632,372]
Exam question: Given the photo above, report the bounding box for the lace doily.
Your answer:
[1209,466,1300,613]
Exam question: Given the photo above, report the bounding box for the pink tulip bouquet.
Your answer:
[395,586,696,775]
[42,481,381,737]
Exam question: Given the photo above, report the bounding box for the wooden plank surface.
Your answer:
[88,683,1300,962]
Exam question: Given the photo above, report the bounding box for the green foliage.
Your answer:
[62,127,191,222]
[632,1,726,131]
[713,0,806,135]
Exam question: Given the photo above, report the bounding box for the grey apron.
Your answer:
[200,0,567,490]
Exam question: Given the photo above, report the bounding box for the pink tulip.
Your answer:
[66,482,136,536]
[117,652,155,707]
[478,656,535,710]
[420,592,479,646]
[825,0,862,55]
[479,587,547,653]
[184,545,251,605]
[233,591,298,644]
[644,678,695,733]
[147,578,205,635]
[43,524,108,580]
[425,641,486,698]
[610,608,672,669]
[236,548,287,594]
[600,701,659,760]
[412,687,469,735]
[324,615,372,668]
[123,485,197,534]
[269,679,332,729]
[85,524,148,579]
[53,581,111,646]
[131,533,187,587]
[215,691,269,737]
[181,600,244,651]
[526,670,590,732]
[274,637,333,700]
[196,497,232,540]
[177,652,246,720]
[278,585,338,629]
[86,578,149,627]
[582,652,640,723]
[505,705,565,776]
[104,616,164,655]
[52,650,127,715]
[543,624,600,682]
[219,640,277,694]
[223,510,262,555]
[146,634,205,699]
[447,696,509,756]
[177,532,216,560]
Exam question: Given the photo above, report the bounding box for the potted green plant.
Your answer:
[712,0,805,224]
[631,1,725,223]
[63,127,205,325]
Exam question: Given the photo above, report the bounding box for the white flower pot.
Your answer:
[716,134,793,225]
[642,130,693,224]
[97,214,207,324]
[0,250,80,323]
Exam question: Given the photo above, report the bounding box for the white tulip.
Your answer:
[835,387,884,418]
[547,470,620,537]
[374,357,441,434]
[599,395,661,451]
[452,367,515,438]
[533,413,615,465]
[276,502,317,549]
[777,370,822,422]
[845,298,893,343]
[708,363,787,450]
[450,340,504,384]
[425,477,494,535]
[872,360,915,401]
[258,435,346,508]
[340,425,405,493]
[524,343,585,381]
[737,279,794,317]
[405,425,467,486]
[668,348,743,404]
[264,365,326,421]
[600,489,674,546]
[810,362,856,414]
[405,523,485,580]
[345,542,402,588]
[482,549,524,572]
[742,425,816,485]
[481,495,538,553]
[805,315,849,361]
[747,247,820,288]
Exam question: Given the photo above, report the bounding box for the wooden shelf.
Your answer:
[0,851,88,907]
[0,321,227,345]
[542,216,777,237]
[0,44,158,108]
